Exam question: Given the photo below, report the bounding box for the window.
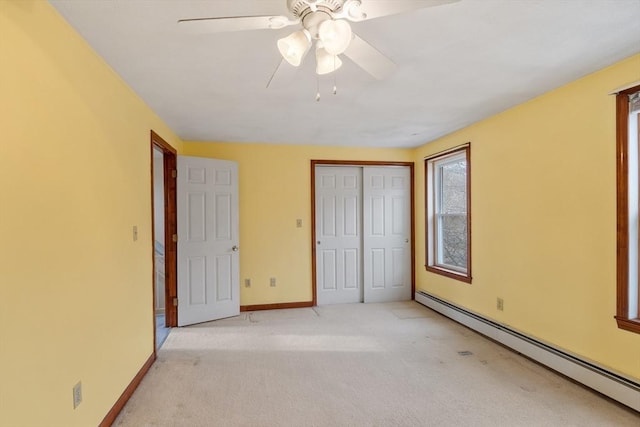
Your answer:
[425,145,471,282]
[616,84,640,334]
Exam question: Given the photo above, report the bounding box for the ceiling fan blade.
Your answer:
[178,15,299,33]
[342,0,459,22]
[343,34,396,80]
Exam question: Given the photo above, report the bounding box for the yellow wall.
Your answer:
[414,54,640,380]
[181,143,413,305]
[0,2,181,426]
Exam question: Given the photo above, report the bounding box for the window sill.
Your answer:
[425,265,471,284]
[615,316,640,334]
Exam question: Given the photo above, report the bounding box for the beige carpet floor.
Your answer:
[114,301,639,426]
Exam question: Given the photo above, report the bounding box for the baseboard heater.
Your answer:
[415,291,640,412]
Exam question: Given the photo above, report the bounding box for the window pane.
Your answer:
[440,161,467,214]
[440,215,467,270]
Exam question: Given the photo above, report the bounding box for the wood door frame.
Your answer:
[310,160,416,306]
[151,131,178,336]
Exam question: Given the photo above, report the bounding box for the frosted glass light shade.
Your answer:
[277,30,312,66]
[316,46,343,75]
[318,19,352,55]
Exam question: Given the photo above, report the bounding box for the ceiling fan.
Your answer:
[178,0,459,82]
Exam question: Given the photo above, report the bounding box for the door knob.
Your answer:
[232,245,239,252]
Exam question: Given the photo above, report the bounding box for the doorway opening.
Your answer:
[151,131,177,350]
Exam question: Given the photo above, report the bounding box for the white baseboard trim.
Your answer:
[415,291,640,412]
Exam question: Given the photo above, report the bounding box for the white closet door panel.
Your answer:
[363,167,411,303]
[316,167,363,304]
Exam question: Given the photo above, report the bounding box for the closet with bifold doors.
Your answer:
[313,163,413,305]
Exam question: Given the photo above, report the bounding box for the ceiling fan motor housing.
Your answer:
[287,0,345,17]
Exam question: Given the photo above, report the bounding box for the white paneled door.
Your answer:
[315,165,411,305]
[316,167,363,304]
[363,167,412,303]
[177,156,239,326]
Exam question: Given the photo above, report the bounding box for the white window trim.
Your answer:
[627,108,639,317]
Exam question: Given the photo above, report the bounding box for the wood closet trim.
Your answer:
[310,160,416,306]
[240,301,314,312]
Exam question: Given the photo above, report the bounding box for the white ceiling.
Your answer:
[49,0,640,148]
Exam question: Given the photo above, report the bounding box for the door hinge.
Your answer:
[172,234,178,243]
[171,170,177,179]
[172,297,178,307]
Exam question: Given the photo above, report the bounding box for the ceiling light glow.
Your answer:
[316,43,343,75]
[277,29,312,66]
[318,19,352,55]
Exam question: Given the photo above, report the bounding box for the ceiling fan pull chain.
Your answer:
[316,74,321,102]
[333,56,338,95]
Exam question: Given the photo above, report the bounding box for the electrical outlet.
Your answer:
[270,277,276,287]
[497,298,504,311]
[296,219,302,228]
[244,278,251,288]
[73,382,82,409]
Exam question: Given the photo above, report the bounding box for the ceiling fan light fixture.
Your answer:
[318,19,352,55]
[277,29,312,66]
[315,44,343,75]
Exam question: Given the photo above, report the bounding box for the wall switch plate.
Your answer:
[73,382,82,409]
[497,298,504,311]
[244,278,251,288]
[270,278,276,287]
[296,219,302,228]
[132,225,138,241]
